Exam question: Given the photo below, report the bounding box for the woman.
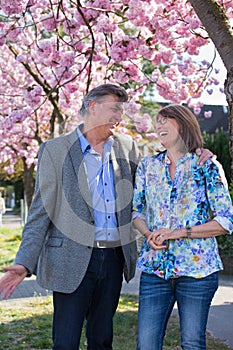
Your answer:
[133,104,233,350]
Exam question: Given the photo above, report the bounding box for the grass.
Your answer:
[0,228,232,350]
[0,227,22,269]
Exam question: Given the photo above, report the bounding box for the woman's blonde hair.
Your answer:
[157,104,204,152]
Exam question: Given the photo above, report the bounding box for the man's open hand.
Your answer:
[0,264,28,299]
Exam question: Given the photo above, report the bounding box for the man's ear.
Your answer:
[88,101,97,113]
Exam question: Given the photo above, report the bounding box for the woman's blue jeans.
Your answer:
[137,271,218,350]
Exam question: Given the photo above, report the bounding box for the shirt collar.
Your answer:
[77,125,90,154]
[163,151,193,165]
[76,124,114,155]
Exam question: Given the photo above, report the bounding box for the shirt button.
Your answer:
[108,216,110,219]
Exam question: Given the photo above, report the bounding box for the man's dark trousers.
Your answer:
[52,246,124,350]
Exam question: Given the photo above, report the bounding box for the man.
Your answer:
[0,84,212,349]
[0,84,140,350]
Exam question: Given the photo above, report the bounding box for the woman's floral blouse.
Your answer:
[133,151,233,280]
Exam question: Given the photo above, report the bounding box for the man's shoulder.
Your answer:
[114,132,135,147]
[37,130,79,163]
[42,130,77,150]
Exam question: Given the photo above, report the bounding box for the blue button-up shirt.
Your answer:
[77,127,119,241]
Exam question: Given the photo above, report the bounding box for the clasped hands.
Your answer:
[147,228,174,250]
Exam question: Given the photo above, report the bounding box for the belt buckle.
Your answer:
[95,241,106,248]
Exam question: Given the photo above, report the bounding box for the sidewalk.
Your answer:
[1,210,233,349]
[122,270,233,349]
[2,208,23,228]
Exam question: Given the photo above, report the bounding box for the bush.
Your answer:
[203,128,231,184]
[203,130,233,270]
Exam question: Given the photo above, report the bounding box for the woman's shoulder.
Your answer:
[201,157,227,180]
[142,150,166,162]
[135,153,164,176]
[191,154,228,184]
[198,156,224,173]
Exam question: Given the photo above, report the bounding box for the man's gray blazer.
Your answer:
[15,128,140,293]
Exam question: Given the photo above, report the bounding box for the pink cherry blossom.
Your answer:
[95,14,117,33]
[204,111,212,118]
[145,133,157,139]
[1,0,28,15]
[23,85,43,108]
[133,134,142,142]
[113,71,129,84]
[0,0,231,181]
[135,114,152,133]
[193,107,202,115]
[117,126,129,135]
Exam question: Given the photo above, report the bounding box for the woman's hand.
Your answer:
[147,228,174,250]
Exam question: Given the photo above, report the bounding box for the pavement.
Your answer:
[1,209,233,349]
[122,270,233,349]
[2,208,23,228]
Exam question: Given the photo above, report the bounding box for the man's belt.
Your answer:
[93,240,121,248]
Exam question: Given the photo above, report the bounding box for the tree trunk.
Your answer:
[23,161,35,210]
[22,105,62,217]
[225,68,233,181]
[188,0,233,182]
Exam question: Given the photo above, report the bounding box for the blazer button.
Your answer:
[90,220,95,225]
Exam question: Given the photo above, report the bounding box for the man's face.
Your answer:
[88,95,124,137]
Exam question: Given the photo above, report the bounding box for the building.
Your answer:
[195,104,229,135]
[158,102,229,135]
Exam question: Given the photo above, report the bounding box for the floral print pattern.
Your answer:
[133,151,233,280]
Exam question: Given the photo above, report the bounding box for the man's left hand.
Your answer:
[196,148,216,166]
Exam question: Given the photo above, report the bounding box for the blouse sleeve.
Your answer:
[203,159,233,234]
[132,160,147,217]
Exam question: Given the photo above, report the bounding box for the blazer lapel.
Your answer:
[66,130,94,219]
[111,137,121,184]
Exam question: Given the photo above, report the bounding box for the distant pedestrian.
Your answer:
[0,192,6,226]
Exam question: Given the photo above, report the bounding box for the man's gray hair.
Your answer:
[79,84,128,117]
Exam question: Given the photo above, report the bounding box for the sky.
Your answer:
[198,43,227,105]
[154,41,228,106]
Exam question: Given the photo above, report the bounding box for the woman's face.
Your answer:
[155,114,182,150]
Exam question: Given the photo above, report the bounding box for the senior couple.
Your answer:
[0,84,232,350]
